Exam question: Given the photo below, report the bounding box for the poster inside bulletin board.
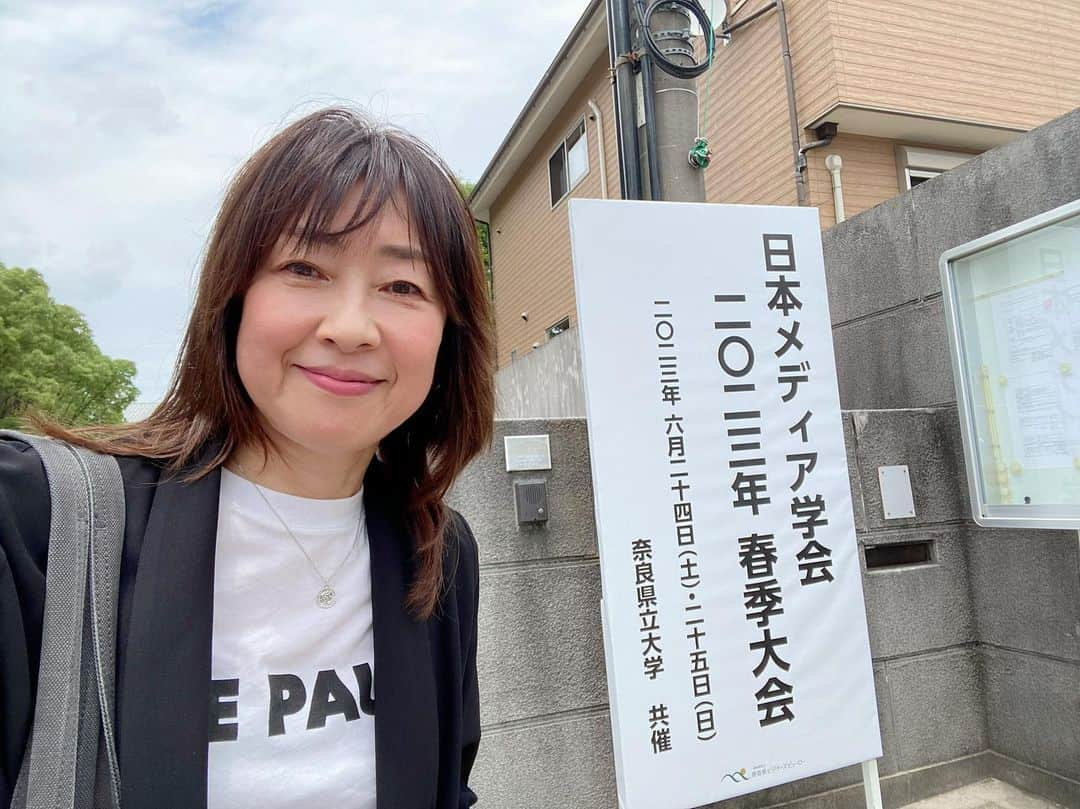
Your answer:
[941,199,1080,528]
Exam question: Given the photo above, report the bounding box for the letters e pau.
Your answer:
[209,663,375,742]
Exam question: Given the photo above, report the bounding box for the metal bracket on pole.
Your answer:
[861,759,884,809]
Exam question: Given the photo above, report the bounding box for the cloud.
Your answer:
[1,0,590,400]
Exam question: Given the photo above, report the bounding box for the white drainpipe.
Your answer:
[825,153,845,223]
[587,98,608,199]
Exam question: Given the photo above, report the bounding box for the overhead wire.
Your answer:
[633,0,716,170]
[689,0,717,169]
[634,0,716,79]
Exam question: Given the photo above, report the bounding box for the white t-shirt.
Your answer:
[207,469,376,808]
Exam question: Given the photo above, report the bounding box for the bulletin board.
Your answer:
[940,198,1080,528]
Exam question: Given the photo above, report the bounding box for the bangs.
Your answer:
[280,119,404,253]
[253,109,469,325]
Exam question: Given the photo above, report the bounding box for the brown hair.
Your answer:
[39,107,495,618]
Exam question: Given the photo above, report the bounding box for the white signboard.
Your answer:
[570,200,881,809]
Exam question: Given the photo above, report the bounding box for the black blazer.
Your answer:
[0,436,480,808]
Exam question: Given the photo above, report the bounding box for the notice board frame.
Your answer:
[939,197,1080,530]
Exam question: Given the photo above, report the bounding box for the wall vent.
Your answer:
[865,541,933,570]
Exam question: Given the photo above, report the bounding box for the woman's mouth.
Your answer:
[296,365,383,396]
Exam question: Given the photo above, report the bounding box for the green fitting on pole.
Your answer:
[688,137,711,169]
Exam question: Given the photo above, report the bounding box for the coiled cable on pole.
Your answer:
[634,0,716,79]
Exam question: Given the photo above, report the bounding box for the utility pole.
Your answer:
[607,0,714,204]
[643,5,706,203]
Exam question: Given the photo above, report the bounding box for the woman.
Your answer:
[0,107,493,808]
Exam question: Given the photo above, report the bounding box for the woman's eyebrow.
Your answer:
[288,230,347,254]
[378,243,427,262]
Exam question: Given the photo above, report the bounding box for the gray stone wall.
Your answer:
[459,108,1080,807]
[823,106,1080,802]
[824,108,1080,411]
[449,419,613,808]
[970,527,1080,785]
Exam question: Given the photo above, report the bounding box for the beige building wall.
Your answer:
[806,135,979,228]
[826,0,1080,129]
[805,134,900,228]
[699,0,1080,217]
[485,0,1080,365]
[701,0,843,208]
[490,54,618,367]
[700,1,801,208]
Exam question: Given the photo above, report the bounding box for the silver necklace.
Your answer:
[235,464,362,609]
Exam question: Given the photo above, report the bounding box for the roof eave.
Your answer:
[469,0,608,220]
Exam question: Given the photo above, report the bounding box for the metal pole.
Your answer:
[860,759,884,809]
[639,52,662,200]
[646,5,706,202]
[775,0,808,206]
[607,0,644,200]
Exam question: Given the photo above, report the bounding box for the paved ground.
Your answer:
[898,779,1069,809]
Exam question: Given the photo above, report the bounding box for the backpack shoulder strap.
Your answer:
[2,431,124,809]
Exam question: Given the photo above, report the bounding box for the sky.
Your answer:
[1,0,590,404]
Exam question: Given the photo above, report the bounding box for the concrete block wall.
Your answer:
[845,408,986,773]
[822,106,1080,804]
[824,108,1080,411]
[495,329,586,420]
[448,419,616,806]
[969,526,1080,785]
[453,411,1078,808]
[449,410,991,808]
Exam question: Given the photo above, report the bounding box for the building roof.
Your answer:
[469,0,607,221]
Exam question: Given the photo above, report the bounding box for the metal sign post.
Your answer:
[861,760,884,809]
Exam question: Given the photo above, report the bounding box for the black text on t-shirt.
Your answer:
[209,663,375,742]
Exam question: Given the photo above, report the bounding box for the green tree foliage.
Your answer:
[0,263,138,428]
[455,177,493,301]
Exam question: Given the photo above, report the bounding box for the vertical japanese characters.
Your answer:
[713,280,796,728]
[635,234,843,749]
[764,234,834,589]
[572,201,883,802]
[633,537,663,681]
[650,301,717,752]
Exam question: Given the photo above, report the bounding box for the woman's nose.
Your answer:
[315,290,381,352]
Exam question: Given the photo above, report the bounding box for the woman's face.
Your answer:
[235,187,446,464]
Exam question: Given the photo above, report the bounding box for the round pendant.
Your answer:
[316,585,337,609]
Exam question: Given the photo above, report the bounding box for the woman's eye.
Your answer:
[387,280,422,296]
[283,261,321,279]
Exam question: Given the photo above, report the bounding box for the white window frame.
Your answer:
[896,145,974,191]
[904,168,941,189]
[549,117,590,208]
